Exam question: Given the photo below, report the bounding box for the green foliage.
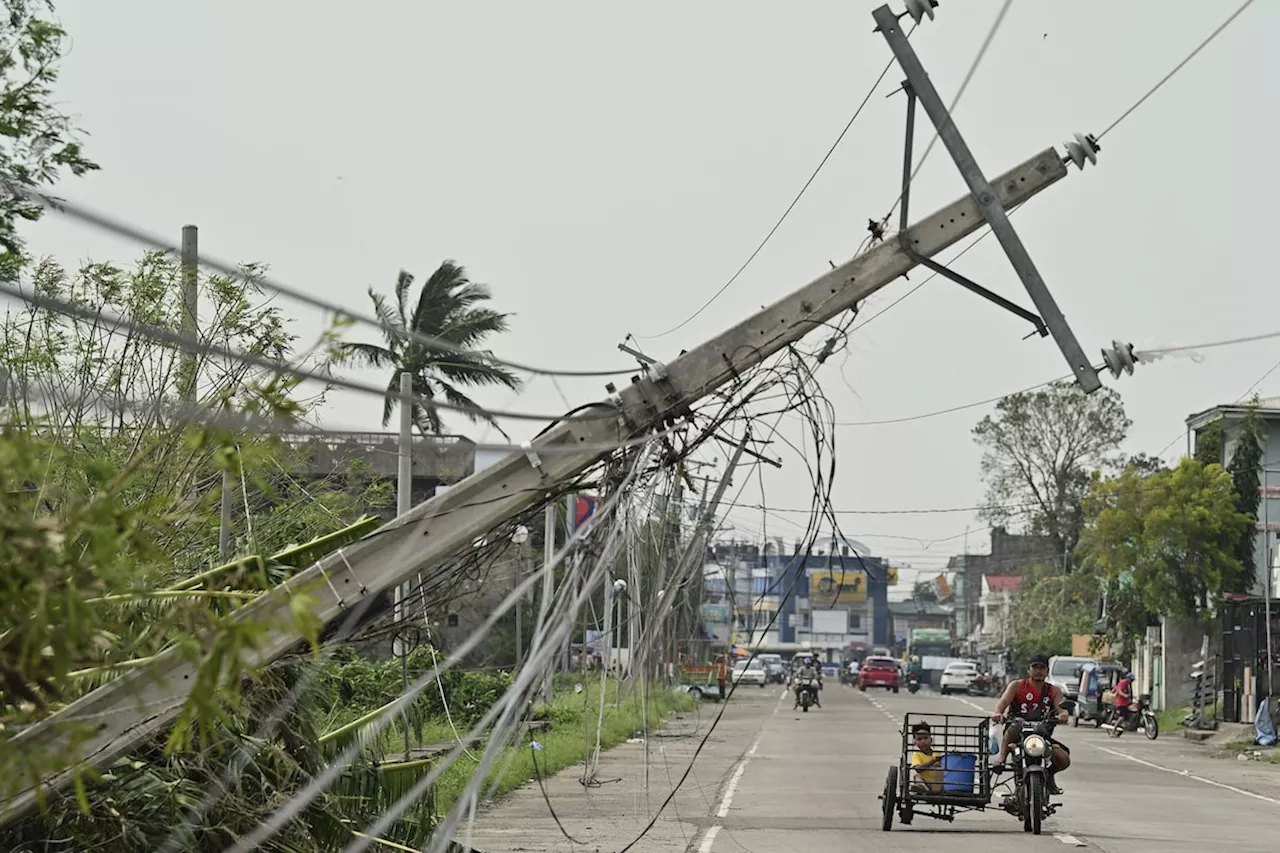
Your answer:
[0,0,99,276]
[1227,404,1264,586]
[1194,420,1224,467]
[431,680,696,817]
[0,250,403,847]
[1005,563,1100,662]
[339,263,523,436]
[1081,457,1251,633]
[973,381,1130,566]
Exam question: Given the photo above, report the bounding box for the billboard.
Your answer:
[809,568,866,605]
[812,609,849,634]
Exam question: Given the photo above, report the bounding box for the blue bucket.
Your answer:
[940,753,978,793]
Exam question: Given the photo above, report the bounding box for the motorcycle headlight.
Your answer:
[1022,734,1048,758]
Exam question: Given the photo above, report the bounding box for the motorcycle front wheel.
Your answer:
[1143,712,1159,740]
[1026,774,1044,835]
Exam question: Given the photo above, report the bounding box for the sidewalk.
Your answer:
[455,687,784,853]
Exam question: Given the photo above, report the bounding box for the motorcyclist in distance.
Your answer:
[990,653,1072,795]
[793,656,822,709]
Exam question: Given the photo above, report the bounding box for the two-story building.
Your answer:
[948,528,1055,655]
[978,574,1022,652]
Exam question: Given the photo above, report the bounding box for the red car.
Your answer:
[859,656,901,693]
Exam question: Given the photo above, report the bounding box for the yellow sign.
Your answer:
[886,566,899,586]
[809,569,866,605]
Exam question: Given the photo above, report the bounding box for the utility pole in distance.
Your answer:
[395,371,413,753]
[178,224,234,564]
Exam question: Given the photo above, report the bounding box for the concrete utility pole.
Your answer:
[178,224,230,565]
[395,371,413,753]
[4,3,1136,812]
[540,502,556,702]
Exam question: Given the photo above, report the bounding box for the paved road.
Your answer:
[461,681,1280,852]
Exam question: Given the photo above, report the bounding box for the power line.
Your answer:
[720,499,1031,516]
[831,373,1068,427]
[0,279,621,426]
[0,176,638,380]
[1097,0,1257,141]
[632,31,915,342]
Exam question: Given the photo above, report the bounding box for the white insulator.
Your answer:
[1101,339,1137,379]
[1064,132,1100,171]
[904,0,937,25]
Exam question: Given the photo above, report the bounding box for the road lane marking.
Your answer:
[696,825,721,853]
[695,689,783,852]
[1054,834,1085,846]
[1085,741,1280,805]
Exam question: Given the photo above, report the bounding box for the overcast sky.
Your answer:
[20,1,1277,589]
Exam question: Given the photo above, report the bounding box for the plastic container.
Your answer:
[940,753,978,793]
[988,730,1001,755]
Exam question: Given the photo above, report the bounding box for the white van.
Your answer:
[1047,655,1095,702]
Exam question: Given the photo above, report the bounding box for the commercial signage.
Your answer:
[809,568,866,604]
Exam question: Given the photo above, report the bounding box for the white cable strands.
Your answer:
[343,448,652,853]
[224,446,650,853]
[415,466,647,853]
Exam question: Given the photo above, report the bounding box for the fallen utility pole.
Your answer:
[2,90,1121,827]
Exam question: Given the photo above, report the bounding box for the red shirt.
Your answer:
[1012,678,1055,717]
[1115,678,1132,708]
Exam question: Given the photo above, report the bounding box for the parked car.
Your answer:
[939,660,979,694]
[731,658,768,687]
[859,656,901,692]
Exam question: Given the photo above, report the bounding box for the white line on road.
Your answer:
[696,824,721,853]
[1054,834,1086,846]
[695,691,783,853]
[1085,741,1280,805]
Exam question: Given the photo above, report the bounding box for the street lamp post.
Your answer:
[512,525,530,665]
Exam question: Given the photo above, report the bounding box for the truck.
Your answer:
[906,628,955,688]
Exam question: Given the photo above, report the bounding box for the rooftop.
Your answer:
[984,574,1023,593]
[1186,397,1280,432]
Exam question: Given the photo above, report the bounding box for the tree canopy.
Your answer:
[973,382,1130,568]
[1080,457,1251,625]
[0,1,99,275]
[340,263,522,437]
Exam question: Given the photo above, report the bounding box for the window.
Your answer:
[752,576,776,595]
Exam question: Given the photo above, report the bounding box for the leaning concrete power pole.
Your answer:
[0,2,1139,824]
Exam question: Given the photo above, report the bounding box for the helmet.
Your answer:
[1125,672,1135,681]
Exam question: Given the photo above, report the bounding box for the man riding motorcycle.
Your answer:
[792,656,822,709]
[991,653,1072,795]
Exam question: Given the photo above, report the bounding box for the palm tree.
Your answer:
[340,261,522,436]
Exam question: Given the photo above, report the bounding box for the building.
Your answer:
[1186,397,1280,595]
[978,574,1022,651]
[949,527,1056,654]
[701,537,894,660]
[278,429,476,514]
